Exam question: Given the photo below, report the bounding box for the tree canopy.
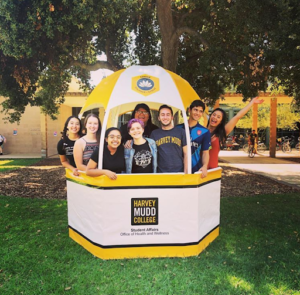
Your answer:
[1,0,300,122]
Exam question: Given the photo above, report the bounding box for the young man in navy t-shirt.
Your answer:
[150,105,187,173]
[177,100,211,177]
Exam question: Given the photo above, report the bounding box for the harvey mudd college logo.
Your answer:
[131,198,158,226]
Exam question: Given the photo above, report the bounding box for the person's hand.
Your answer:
[124,140,132,149]
[252,97,264,104]
[199,166,208,178]
[72,168,80,176]
[104,170,117,180]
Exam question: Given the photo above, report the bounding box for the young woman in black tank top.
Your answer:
[74,113,101,172]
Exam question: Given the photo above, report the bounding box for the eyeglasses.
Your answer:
[108,135,121,140]
[136,110,149,115]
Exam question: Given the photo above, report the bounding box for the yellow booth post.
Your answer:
[67,65,222,259]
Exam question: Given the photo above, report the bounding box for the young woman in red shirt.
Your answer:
[207,97,263,169]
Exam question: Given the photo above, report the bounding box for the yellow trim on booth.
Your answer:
[79,69,125,115]
[66,168,222,188]
[69,227,219,259]
[166,70,201,111]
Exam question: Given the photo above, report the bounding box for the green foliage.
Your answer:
[1,193,300,294]
[0,0,98,121]
[1,0,300,122]
[229,103,300,130]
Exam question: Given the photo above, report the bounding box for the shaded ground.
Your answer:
[277,157,300,163]
[0,158,299,199]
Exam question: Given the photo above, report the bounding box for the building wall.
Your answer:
[0,97,74,156]
[0,97,42,155]
[46,105,72,157]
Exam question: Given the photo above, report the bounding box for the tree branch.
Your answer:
[173,26,209,49]
[185,52,204,65]
[178,8,206,27]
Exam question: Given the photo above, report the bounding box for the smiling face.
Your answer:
[129,122,144,140]
[209,110,223,128]
[106,130,121,149]
[134,108,149,125]
[67,118,80,135]
[158,108,173,127]
[85,116,99,135]
[189,106,204,122]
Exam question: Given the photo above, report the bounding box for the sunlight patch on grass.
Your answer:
[0,159,40,172]
[0,160,13,165]
[228,275,253,291]
[267,284,295,295]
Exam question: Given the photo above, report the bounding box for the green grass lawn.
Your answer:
[1,193,299,295]
[0,159,41,172]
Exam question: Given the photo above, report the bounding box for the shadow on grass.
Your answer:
[0,193,299,295]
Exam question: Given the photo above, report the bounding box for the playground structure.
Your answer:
[66,65,222,259]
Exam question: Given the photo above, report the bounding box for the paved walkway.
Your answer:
[1,151,300,189]
[219,150,300,189]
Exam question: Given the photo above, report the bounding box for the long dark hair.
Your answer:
[84,113,102,143]
[62,116,82,150]
[207,108,227,146]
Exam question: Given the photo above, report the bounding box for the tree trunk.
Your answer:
[156,0,179,72]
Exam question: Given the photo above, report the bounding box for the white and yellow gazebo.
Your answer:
[67,65,222,259]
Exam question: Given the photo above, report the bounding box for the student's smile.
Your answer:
[190,107,204,121]
[159,109,173,127]
[209,111,223,127]
[86,117,99,134]
[68,118,80,134]
[134,108,149,125]
[106,131,121,148]
[129,123,144,139]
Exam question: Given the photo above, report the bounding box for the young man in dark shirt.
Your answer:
[150,105,187,173]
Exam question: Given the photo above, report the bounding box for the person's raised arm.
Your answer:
[225,97,264,135]
[73,139,87,172]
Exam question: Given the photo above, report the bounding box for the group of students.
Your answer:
[57,97,263,179]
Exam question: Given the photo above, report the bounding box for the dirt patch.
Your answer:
[0,159,66,200]
[0,158,299,199]
[220,164,300,197]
